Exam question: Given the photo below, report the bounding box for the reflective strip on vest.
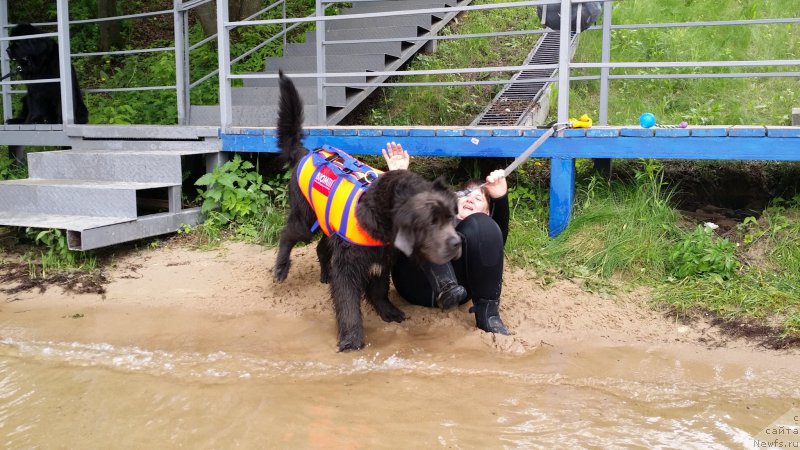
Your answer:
[296,148,385,246]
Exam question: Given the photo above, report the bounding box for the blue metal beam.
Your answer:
[222,126,800,160]
[220,126,800,237]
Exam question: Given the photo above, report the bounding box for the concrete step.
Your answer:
[264,54,389,73]
[189,104,324,127]
[0,179,175,218]
[27,150,183,184]
[230,85,349,108]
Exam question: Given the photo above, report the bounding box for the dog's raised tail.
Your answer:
[277,70,306,167]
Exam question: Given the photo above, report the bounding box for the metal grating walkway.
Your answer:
[472,31,578,126]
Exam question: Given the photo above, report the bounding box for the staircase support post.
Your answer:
[0,0,11,123]
[216,0,232,128]
[315,0,327,124]
[174,0,190,125]
[56,0,75,125]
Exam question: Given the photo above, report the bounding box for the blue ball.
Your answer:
[639,113,656,128]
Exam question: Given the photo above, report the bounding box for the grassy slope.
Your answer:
[569,0,800,125]
[361,0,800,340]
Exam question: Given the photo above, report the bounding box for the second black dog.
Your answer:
[6,23,88,124]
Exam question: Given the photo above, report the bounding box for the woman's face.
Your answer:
[457,187,490,219]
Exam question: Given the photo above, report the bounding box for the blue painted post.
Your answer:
[549,157,575,237]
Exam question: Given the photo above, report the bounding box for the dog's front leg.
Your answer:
[365,265,406,323]
[330,246,367,351]
[331,277,365,352]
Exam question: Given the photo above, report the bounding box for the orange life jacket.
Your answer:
[296,145,385,246]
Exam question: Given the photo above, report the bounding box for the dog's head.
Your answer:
[392,178,462,265]
[7,23,55,78]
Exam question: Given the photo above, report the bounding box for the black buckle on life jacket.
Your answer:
[314,146,376,186]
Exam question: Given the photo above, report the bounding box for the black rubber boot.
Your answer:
[469,298,509,335]
[420,262,467,310]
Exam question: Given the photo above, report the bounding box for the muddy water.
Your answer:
[1,305,798,449]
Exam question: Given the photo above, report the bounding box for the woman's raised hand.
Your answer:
[381,141,410,171]
[484,169,508,199]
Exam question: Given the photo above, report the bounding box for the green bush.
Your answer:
[195,155,269,224]
[669,225,739,279]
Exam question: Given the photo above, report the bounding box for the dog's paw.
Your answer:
[273,264,289,283]
[337,337,365,352]
[377,306,406,323]
[319,271,330,284]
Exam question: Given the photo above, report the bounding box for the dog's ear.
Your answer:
[431,176,450,192]
[393,227,415,257]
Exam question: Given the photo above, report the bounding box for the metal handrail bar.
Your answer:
[73,47,175,58]
[189,34,217,51]
[25,9,173,27]
[83,86,176,93]
[327,28,552,45]
[0,78,60,86]
[327,71,800,87]
[610,17,800,30]
[227,1,552,28]
[573,60,800,69]
[227,58,799,82]
[179,0,215,12]
[0,32,58,41]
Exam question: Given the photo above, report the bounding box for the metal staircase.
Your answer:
[0,126,220,250]
[472,31,578,127]
[189,0,471,127]
[0,0,474,251]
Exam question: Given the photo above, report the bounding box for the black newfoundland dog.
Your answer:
[6,23,88,125]
[274,72,462,352]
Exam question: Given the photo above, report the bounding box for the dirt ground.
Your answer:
[2,238,796,357]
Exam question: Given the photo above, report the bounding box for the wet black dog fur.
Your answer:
[273,71,462,352]
[6,23,88,125]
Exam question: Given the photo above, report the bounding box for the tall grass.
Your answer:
[508,160,677,282]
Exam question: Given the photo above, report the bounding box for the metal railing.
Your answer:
[1,0,798,131]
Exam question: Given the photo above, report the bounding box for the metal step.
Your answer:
[189,104,322,127]
[284,40,405,58]
[264,54,389,73]
[243,74,369,88]
[231,85,349,107]
[0,178,174,217]
[70,208,203,251]
[322,26,424,42]
[0,211,135,231]
[349,0,453,18]
[328,13,433,31]
[472,31,577,126]
[27,150,183,184]
[0,208,204,251]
